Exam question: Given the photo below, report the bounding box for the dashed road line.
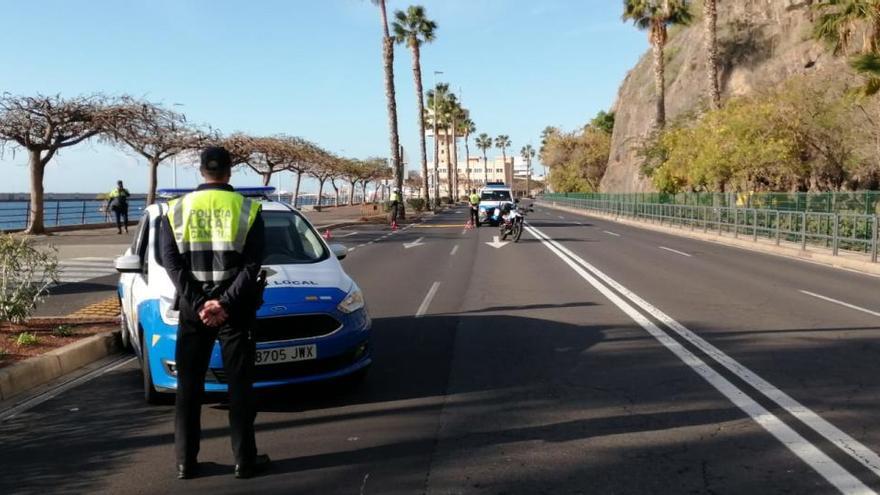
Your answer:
[799,290,880,318]
[450,244,459,256]
[603,230,621,237]
[415,282,441,318]
[659,246,692,257]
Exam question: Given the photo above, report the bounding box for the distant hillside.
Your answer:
[601,0,852,192]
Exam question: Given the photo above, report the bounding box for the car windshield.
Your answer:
[481,190,512,201]
[262,210,328,264]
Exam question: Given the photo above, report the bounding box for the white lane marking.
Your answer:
[450,244,459,256]
[800,290,880,318]
[415,282,440,318]
[558,215,565,220]
[336,231,359,238]
[348,247,356,252]
[603,230,621,237]
[527,223,880,487]
[0,356,136,422]
[403,237,426,249]
[461,229,467,235]
[659,246,692,257]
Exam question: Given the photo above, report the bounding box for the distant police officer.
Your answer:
[160,146,270,480]
[107,180,131,234]
[469,189,481,228]
[389,188,401,229]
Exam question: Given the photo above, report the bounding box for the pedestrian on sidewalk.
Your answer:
[160,146,271,481]
[107,180,131,234]
[469,189,481,228]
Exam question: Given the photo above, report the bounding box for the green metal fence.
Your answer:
[544,192,880,215]
[542,196,879,262]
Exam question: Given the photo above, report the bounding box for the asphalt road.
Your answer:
[3,205,880,494]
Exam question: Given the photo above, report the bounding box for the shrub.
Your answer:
[15,332,39,347]
[53,325,74,337]
[406,198,426,212]
[0,348,6,361]
[0,235,58,324]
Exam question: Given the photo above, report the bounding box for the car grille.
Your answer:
[211,346,365,383]
[253,314,341,343]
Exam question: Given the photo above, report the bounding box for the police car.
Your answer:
[115,187,371,404]
[478,183,515,226]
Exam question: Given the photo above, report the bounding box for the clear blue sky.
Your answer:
[0,0,646,194]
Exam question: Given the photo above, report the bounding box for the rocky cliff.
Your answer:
[601,0,849,192]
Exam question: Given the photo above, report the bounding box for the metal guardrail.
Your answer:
[0,200,147,232]
[544,196,879,262]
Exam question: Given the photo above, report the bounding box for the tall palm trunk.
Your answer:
[445,132,453,200]
[464,133,471,192]
[483,151,488,184]
[501,149,507,184]
[26,150,46,234]
[450,117,458,200]
[651,25,667,128]
[410,43,430,205]
[377,1,403,198]
[704,0,720,110]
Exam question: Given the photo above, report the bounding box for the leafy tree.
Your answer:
[813,0,880,96]
[589,111,615,134]
[0,94,127,234]
[542,127,610,192]
[392,4,437,205]
[623,0,693,128]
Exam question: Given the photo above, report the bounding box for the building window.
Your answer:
[496,168,503,173]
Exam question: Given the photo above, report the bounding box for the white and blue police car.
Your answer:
[115,187,371,404]
[478,182,514,226]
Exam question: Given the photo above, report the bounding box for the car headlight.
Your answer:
[337,287,365,314]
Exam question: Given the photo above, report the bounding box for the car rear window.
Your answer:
[481,190,511,201]
[262,211,328,264]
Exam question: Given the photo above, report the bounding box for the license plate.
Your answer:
[254,344,317,366]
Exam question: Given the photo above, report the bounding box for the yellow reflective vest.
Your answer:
[166,189,260,284]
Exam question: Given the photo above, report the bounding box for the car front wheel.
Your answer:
[141,336,173,405]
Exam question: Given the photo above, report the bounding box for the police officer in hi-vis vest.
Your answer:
[160,146,270,480]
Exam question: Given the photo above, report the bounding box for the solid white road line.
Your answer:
[0,355,137,422]
[336,231,359,238]
[603,230,621,237]
[526,223,880,489]
[415,282,441,318]
[558,215,565,220]
[450,244,459,256]
[799,290,880,318]
[659,246,692,257]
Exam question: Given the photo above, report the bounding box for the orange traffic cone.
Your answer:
[465,220,474,230]
[323,229,332,240]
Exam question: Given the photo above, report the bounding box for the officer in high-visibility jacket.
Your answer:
[468,189,481,228]
[159,146,270,480]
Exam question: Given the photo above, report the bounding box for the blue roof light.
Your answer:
[158,186,276,199]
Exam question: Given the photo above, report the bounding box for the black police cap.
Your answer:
[200,146,232,171]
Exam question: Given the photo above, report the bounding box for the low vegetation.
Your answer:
[53,325,74,338]
[540,112,614,193]
[15,332,40,347]
[0,234,58,324]
[639,78,880,194]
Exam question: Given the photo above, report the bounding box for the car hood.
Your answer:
[263,260,352,292]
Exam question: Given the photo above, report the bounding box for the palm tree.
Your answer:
[475,133,492,185]
[371,0,403,201]
[392,5,437,205]
[623,0,693,128]
[813,0,880,96]
[495,134,511,183]
[521,144,536,197]
[704,0,720,109]
[427,83,451,200]
[460,116,476,191]
[446,94,461,201]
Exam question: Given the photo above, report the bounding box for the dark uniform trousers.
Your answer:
[175,301,257,466]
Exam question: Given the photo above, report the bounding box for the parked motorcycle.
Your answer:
[495,200,527,242]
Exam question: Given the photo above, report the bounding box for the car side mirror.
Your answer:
[329,243,348,260]
[115,254,143,273]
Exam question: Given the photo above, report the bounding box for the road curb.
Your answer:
[0,330,120,402]
[538,201,880,277]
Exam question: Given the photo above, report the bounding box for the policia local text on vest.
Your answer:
[159,146,270,480]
